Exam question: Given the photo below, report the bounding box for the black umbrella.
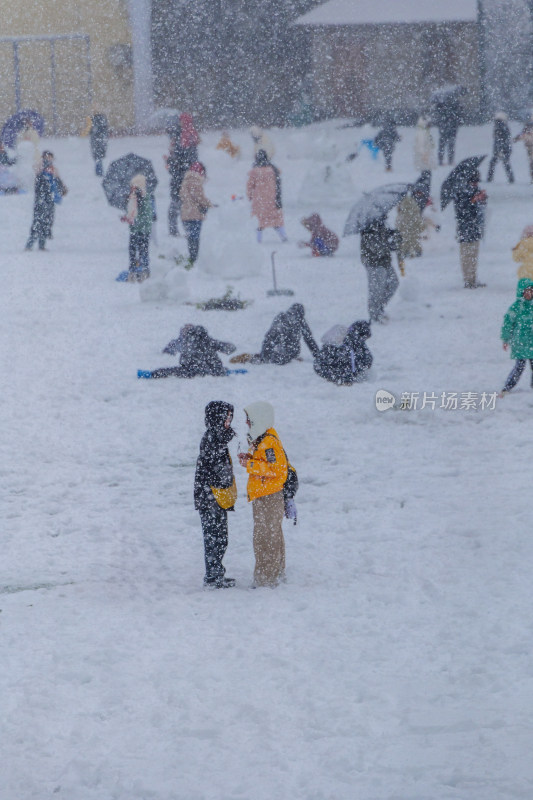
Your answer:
[102,153,158,210]
[440,155,486,210]
[344,183,410,236]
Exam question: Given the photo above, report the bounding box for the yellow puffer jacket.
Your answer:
[513,238,533,280]
[246,427,288,501]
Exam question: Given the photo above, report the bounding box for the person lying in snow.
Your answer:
[313,321,373,385]
[230,303,319,365]
[298,213,339,257]
[147,325,236,378]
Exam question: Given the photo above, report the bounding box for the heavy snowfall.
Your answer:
[2,117,533,799]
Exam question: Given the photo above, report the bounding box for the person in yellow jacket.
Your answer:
[512,226,533,281]
[238,401,287,587]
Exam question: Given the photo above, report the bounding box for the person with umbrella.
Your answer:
[360,216,402,322]
[344,184,407,324]
[120,173,154,281]
[441,156,487,288]
[25,151,67,251]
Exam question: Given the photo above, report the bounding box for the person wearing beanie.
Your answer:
[487,112,514,183]
[194,401,236,588]
[238,402,288,588]
[25,151,67,251]
[179,161,215,267]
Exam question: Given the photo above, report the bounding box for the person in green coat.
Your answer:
[121,173,154,282]
[500,278,533,394]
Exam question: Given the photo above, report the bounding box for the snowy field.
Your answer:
[2,120,533,800]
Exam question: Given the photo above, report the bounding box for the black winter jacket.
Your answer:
[453,186,486,243]
[168,145,197,200]
[163,326,235,377]
[194,401,236,510]
[360,221,401,268]
[314,321,373,385]
[492,120,512,157]
[259,303,319,364]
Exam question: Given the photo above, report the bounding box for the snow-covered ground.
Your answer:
[2,120,533,800]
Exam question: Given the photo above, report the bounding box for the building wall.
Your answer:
[0,0,134,135]
[311,22,480,120]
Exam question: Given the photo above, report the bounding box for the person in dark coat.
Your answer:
[25,151,67,251]
[452,171,487,288]
[147,325,236,378]
[434,97,461,166]
[194,401,236,588]
[487,112,514,183]
[374,117,401,172]
[231,304,319,365]
[86,113,108,177]
[314,321,373,385]
[165,114,200,237]
[360,217,402,323]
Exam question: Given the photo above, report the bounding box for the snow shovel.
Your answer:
[267,251,294,297]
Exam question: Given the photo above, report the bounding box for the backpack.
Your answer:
[283,462,299,501]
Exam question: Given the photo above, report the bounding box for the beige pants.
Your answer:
[252,491,286,587]
[459,241,480,286]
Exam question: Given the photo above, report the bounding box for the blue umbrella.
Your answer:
[2,109,45,149]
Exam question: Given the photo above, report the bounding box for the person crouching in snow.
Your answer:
[299,213,339,257]
[313,321,373,385]
[230,303,319,365]
[25,151,67,251]
[238,402,287,588]
[194,401,237,588]
[512,226,533,281]
[500,279,533,395]
[246,149,287,243]
[121,173,153,282]
[179,161,215,268]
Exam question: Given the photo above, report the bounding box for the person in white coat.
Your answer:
[414,117,436,172]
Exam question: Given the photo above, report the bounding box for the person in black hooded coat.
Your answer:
[194,401,236,588]
[314,321,373,385]
[149,325,236,378]
[251,304,319,364]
